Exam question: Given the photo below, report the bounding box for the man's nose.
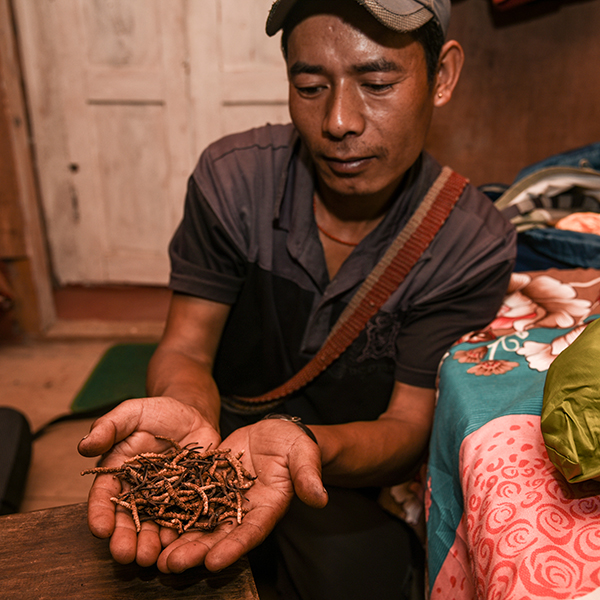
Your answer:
[322,84,366,139]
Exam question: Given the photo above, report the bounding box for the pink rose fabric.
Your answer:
[431,414,600,600]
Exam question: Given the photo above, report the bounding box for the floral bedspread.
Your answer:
[427,268,600,600]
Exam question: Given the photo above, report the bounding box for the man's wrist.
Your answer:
[262,413,318,445]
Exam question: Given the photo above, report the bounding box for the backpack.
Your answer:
[489,142,600,272]
[0,407,32,515]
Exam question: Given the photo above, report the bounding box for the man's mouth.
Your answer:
[322,155,375,175]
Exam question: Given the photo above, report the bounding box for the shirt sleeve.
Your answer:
[394,259,514,388]
[168,175,247,305]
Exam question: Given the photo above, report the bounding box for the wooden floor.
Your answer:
[1,285,170,512]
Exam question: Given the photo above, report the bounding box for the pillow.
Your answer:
[541,317,600,483]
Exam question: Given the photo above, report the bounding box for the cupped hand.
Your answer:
[157,417,328,574]
[77,397,220,566]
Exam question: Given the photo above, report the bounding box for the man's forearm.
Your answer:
[146,345,222,431]
[309,381,435,488]
[311,416,430,488]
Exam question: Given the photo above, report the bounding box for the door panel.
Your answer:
[187,0,288,158]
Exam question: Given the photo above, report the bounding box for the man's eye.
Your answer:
[295,85,323,97]
[363,83,394,93]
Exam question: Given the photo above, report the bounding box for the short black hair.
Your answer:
[410,19,446,86]
[281,16,445,87]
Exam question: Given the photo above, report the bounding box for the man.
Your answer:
[79,0,516,598]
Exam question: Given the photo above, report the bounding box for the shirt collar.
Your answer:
[275,133,440,296]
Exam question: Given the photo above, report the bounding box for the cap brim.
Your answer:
[266,0,299,36]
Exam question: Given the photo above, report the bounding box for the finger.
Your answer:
[159,525,180,548]
[109,505,139,564]
[157,533,190,571]
[158,521,237,573]
[159,539,211,573]
[157,535,211,574]
[86,473,121,538]
[136,520,162,567]
[204,508,272,572]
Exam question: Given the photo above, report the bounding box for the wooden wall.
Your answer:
[426,0,600,187]
[0,0,54,335]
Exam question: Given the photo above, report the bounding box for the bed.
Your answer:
[426,267,600,600]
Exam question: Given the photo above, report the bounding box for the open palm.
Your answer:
[78,397,221,566]
[157,418,328,573]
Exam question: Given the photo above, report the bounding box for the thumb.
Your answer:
[288,440,328,509]
[78,416,120,457]
[77,398,145,457]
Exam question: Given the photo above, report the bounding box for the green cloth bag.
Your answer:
[541,317,600,483]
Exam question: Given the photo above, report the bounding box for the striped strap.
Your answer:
[223,167,468,414]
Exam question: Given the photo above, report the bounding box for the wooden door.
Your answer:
[186,0,289,160]
[13,0,288,286]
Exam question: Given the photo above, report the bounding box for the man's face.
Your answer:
[286,7,436,204]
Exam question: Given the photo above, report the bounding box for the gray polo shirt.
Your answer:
[169,123,516,425]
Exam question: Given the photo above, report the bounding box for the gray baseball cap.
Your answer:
[266,0,451,38]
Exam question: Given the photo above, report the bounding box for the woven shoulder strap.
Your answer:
[223,166,468,414]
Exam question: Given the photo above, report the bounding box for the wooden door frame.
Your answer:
[0,0,55,335]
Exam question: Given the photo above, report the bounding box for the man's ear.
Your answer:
[433,40,464,107]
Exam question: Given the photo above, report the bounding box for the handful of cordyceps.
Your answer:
[82,436,255,534]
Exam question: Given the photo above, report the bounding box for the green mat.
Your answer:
[70,343,158,413]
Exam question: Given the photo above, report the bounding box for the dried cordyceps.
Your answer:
[81,436,255,534]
